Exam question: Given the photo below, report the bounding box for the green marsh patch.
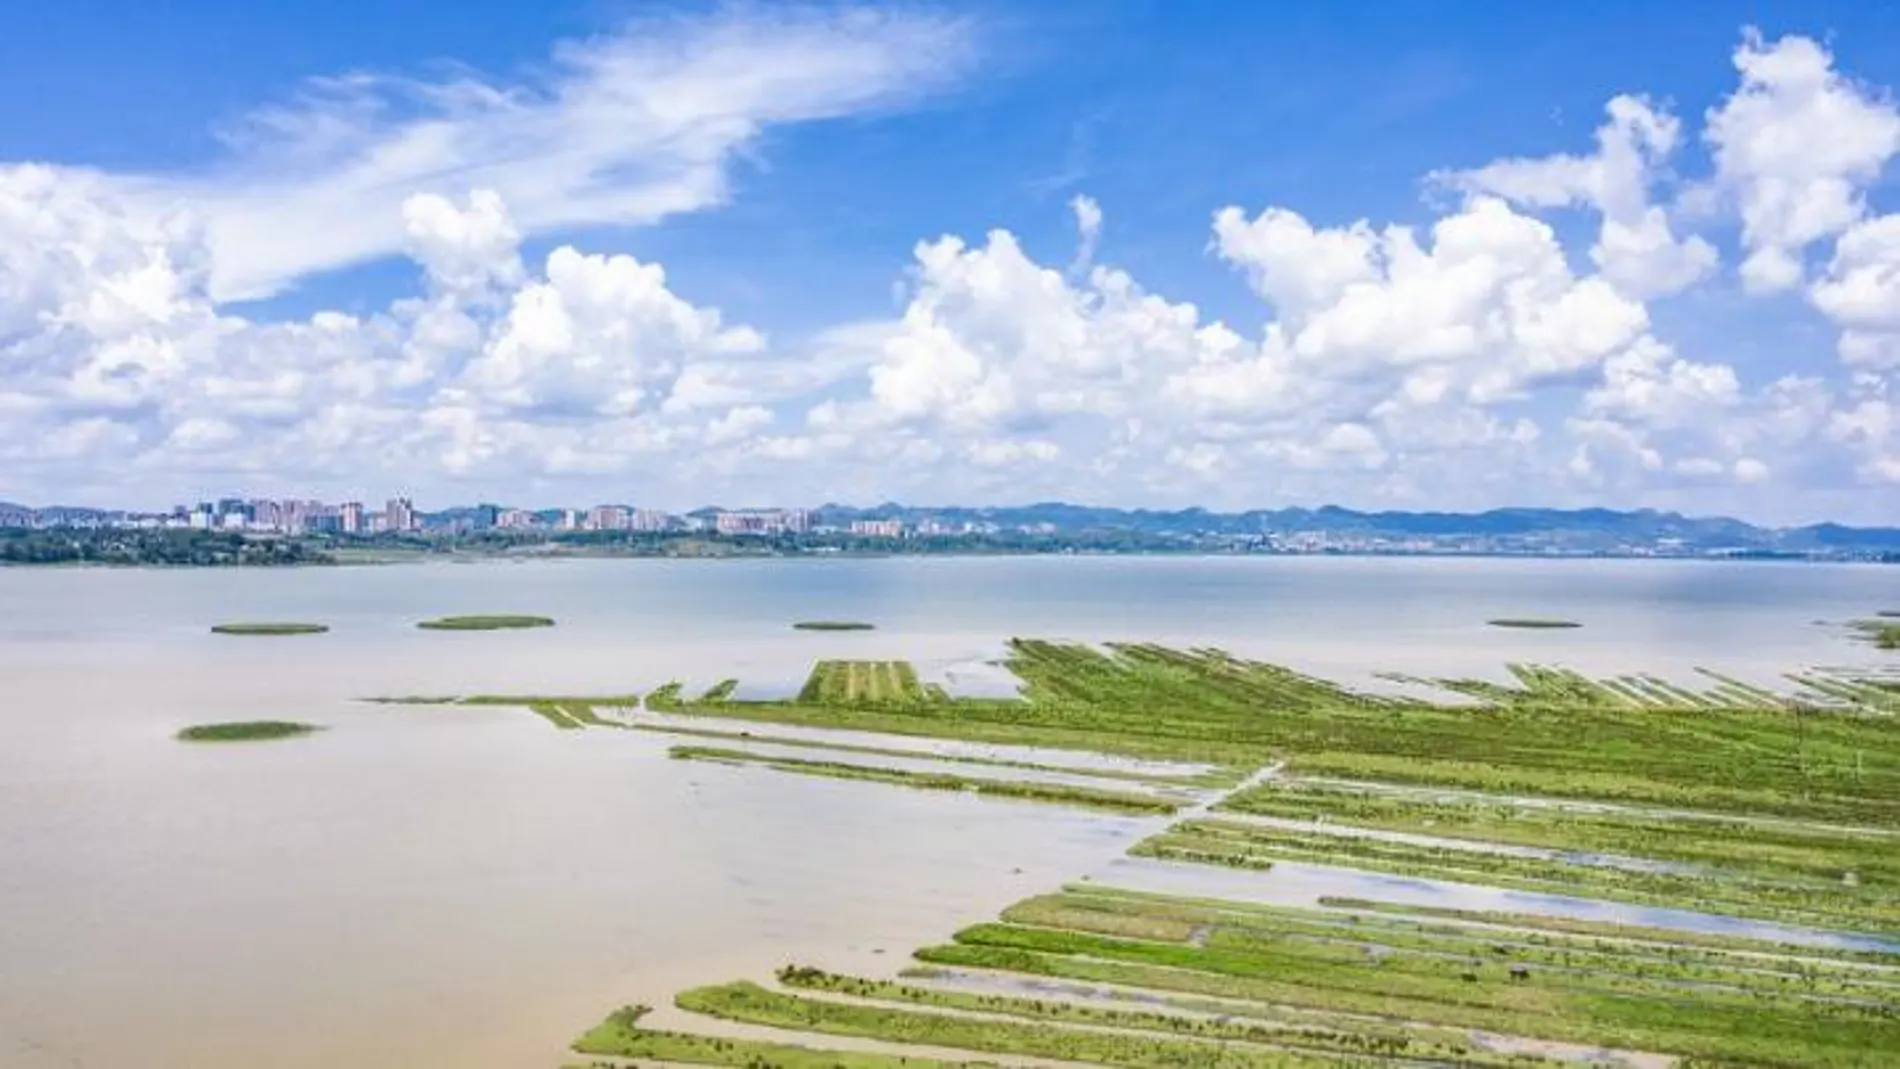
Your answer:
[209,622,328,636]
[176,720,321,743]
[1852,619,1900,650]
[415,614,554,631]
[792,619,876,631]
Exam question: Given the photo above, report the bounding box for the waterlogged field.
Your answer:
[372,638,1900,1067]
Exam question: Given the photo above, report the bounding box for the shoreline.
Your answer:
[2,546,1894,569]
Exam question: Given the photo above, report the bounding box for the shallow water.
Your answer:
[2,555,1896,1067]
[1096,857,1900,954]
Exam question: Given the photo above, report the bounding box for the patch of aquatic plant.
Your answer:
[1852,619,1900,650]
[415,614,555,631]
[209,622,329,635]
[1486,618,1582,629]
[796,660,927,705]
[792,620,877,631]
[570,1004,973,1067]
[698,678,739,702]
[669,745,1179,814]
[1217,780,1900,892]
[176,720,321,742]
[358,695,462,705]
[1132,818,1900,933]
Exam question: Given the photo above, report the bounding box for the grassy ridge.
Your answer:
[1315,896,1900,964]
[1131,817,1900,933]
[676,981,1347,1069]
[571,1005,983,1067]
[669,745,1180,815]
[1217,780,1900,891]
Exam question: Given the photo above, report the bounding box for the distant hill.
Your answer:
[811,503,1900,555]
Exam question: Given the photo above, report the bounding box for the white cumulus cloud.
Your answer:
[1702,29,1900,293]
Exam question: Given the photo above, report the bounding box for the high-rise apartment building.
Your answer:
[339,501,364,534]
[587,505,631,531]
[384,497,417,533]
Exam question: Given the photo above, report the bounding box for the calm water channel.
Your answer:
[2,556,1895,1067]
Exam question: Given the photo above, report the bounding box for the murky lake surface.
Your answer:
[2,555,1896,1067]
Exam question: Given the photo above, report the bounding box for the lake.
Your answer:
[1,555,1895,1067]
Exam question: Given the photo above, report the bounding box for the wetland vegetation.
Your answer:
[209,621,329,636]
[669,745,1181,814]
[415,613,555,630]
[1486,617,1582,628]
[1853,618,1900,649]
[176,720,321,742]
[793,619,877,631]
[576,881,1900,1067]
[546,636,1900,1068]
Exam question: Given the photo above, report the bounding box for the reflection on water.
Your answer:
[1097,857,1900,954]
[2,556,1897,1067]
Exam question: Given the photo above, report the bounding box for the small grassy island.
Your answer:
[176,720,321,743]
[209,622,329,636]
[792,620,876,631]
[1853,619,1900,650]
[416,614,555,631]
[1486,618,1583,629]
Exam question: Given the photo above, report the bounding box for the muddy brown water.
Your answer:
[3,555,1896,1067]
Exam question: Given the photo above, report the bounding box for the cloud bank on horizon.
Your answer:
[3,8,1899,523]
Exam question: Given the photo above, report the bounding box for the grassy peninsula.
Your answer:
[210,622,329,636]
[416,614,554,631]
[176,720,321,742]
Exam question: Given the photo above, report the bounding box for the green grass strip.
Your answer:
[670,746,1179,815]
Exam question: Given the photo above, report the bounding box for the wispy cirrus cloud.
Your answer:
[117,6,978,301]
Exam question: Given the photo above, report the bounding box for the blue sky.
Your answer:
[3,1,1900,522]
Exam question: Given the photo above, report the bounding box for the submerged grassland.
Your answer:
[576,882,1900,1068]
[528,639,1900,1068]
